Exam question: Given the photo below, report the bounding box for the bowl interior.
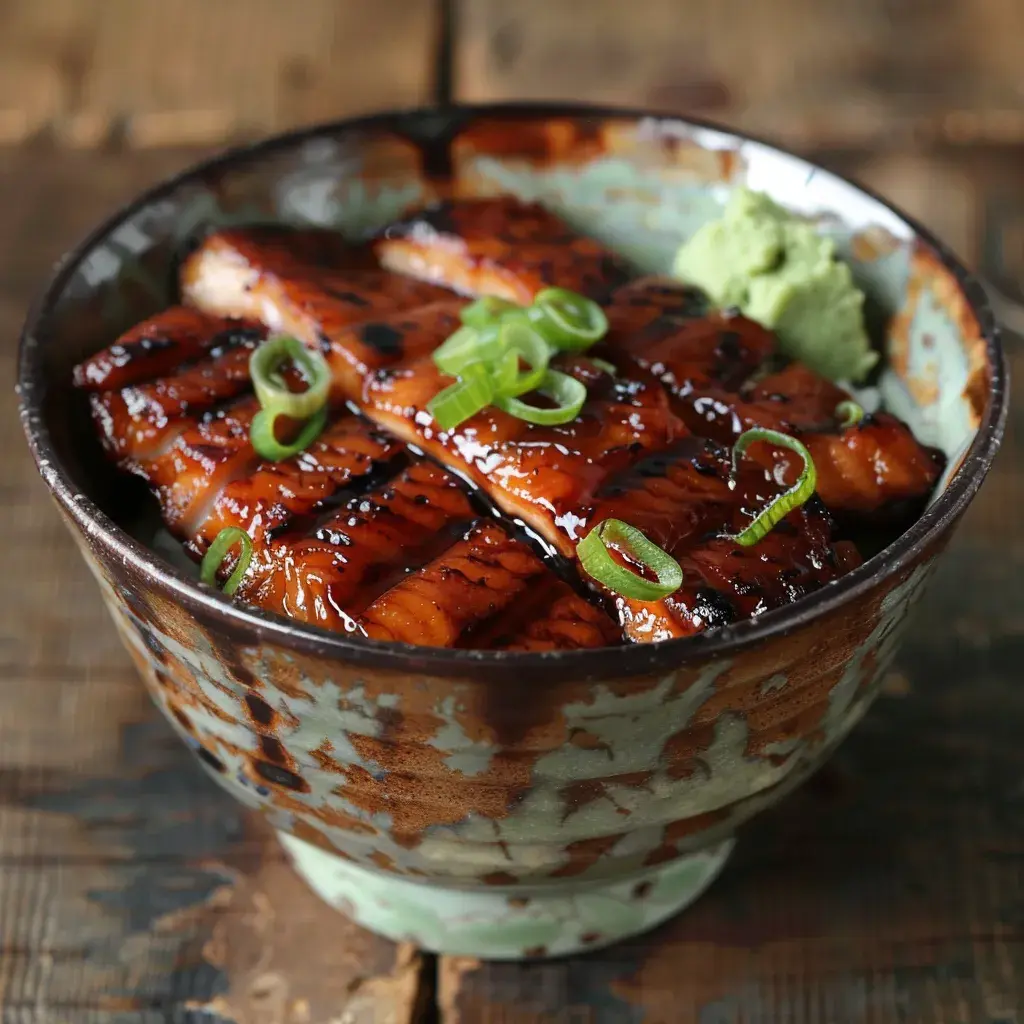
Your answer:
[18,104,1002,666]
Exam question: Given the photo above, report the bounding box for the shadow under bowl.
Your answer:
[17,103,1008,960]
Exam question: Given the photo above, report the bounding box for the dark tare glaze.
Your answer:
[180,226,454,400]
[376,196,633,303]
[73,195,944,649]
[586,438,862,642]
[363,349,684,554]
[678,363,945,514]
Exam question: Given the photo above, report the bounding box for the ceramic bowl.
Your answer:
[18,104,1008,960]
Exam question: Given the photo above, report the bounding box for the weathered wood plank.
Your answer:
[0,147,424,1021]
[0,0,437,147]
[0,149,208,679]
[454,0,1024,149]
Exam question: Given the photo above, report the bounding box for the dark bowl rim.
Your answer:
[16,100,1010,682]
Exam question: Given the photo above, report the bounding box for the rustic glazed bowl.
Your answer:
[18,104,1007,960]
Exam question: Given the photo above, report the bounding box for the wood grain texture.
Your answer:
[454,0,1024,149]
[0,147,423,1023]
[0,0,437,146]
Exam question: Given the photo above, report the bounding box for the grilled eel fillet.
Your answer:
[375,195,633,303]
[77,196,942,646]
[371,200,942,515]
[77,305,847,647]
[78,303,853,645]
[77,308,621,649]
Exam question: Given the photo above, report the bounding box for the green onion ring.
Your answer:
[433,323,507,377]
[835,399,865,429]
[427,363,495,431]
[434,319,552,398]
[577,518,683,601]
[497,369,587,425]
[249,335,331,421]
[588,357,617,376]
[460,295,521,328]
[200,526,254,596]
[529,287,609,350]
[725,428,817,547]
[251,406,329,462]
[487,347,521,396]
[497,319,551,397]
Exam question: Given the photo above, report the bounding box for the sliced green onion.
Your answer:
[577,519,683,601]
[835,399,865,429]
[497,319,551,397]
[427,363,495,431]
[429,290,607,430]
[251,406,329,462]
[433,323,507,377]
[200,526,253,596]
[725,428,817,547]
[497,369,587,425]
[250,335,331,421]
[460,295,521,328]
[588,357,617,376]
[433,319,552,400]
[487,347,521,396]
[529,287,609,350]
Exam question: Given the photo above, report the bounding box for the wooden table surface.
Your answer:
[1,143,1022,1024]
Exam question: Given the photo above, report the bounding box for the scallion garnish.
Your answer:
[433,324,507,377]
[428,288,608,432]
[725,428,817,547]
[250,335,330,421]
[488,347,521,397]
[200,526,254,596]
[250,406,329,462]
[528,287,609,350]
[835,399,865,429]
[577,519,683,600]
[427,363,495,431]
[432,319,551,402]
[249,335,331,461]
[498,319,551,397]
[588,357,617,376]
[460,295,520,328]
[496,369,587,426]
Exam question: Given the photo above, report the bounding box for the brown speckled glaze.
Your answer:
[18,104,1007,958]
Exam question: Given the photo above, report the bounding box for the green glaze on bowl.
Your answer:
[18,104,1007,960]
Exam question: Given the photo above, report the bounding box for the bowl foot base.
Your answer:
[277,831,734,959]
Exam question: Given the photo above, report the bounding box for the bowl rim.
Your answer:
[17,100,1010,682]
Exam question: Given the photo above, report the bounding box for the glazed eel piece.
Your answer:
[582,438,860,641]
[79,307,403,543]
[375,200,943,517]
[176,220,856,638]
[375,196,633,303]
[179,222,684,554]
[239,456,619,648]
[76,310,619,650]
[181,225,461,400]
[604,280,945,516]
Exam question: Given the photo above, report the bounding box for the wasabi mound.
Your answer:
[673,188,878,383]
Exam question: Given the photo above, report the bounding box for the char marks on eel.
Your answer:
[74,196,944,649]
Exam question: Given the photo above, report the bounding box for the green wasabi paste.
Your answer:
[673,187,878,382]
